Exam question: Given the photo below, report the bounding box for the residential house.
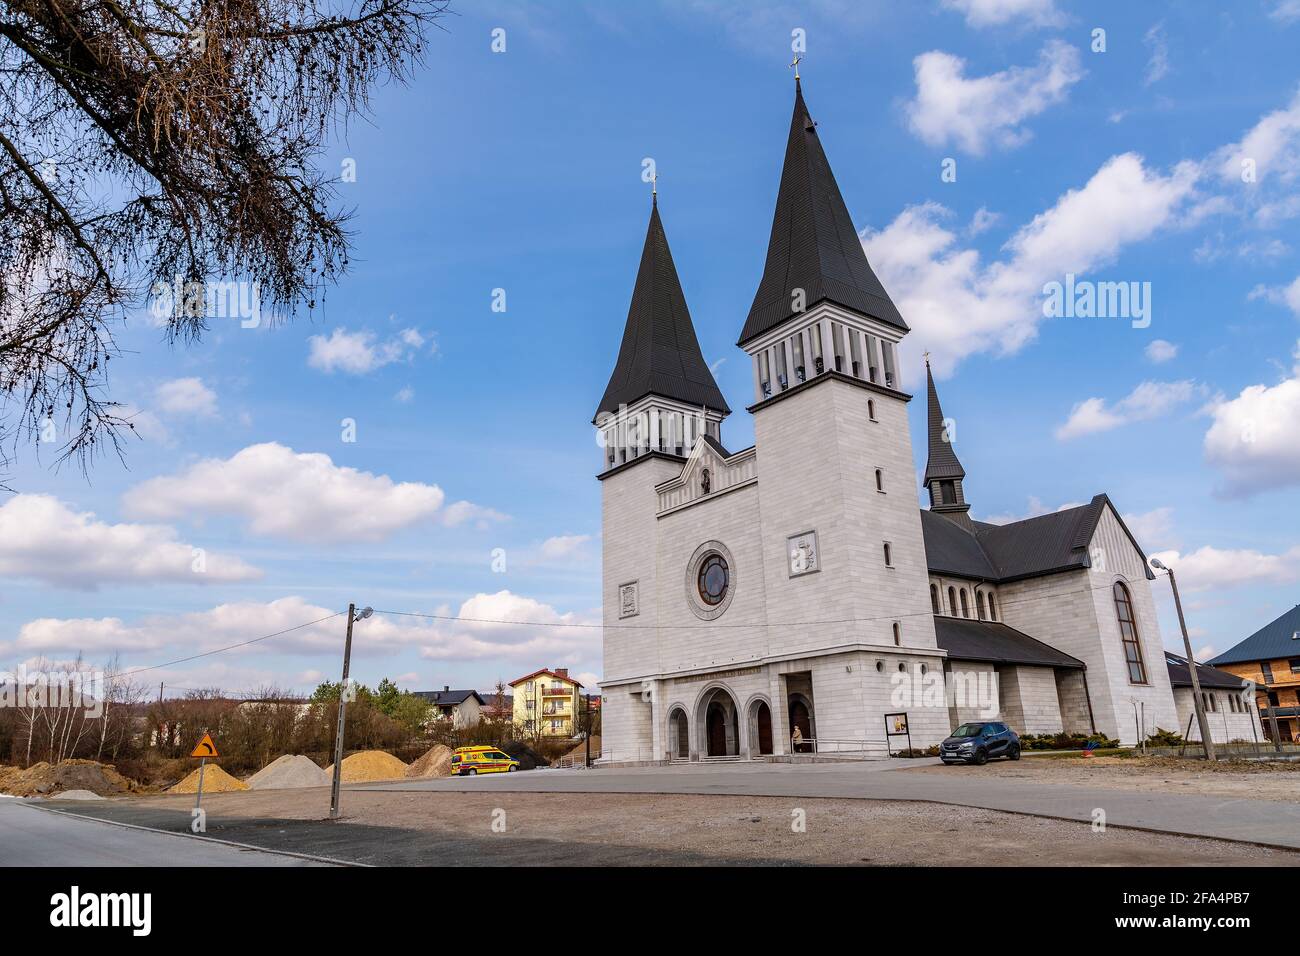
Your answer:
[510,668,583,737]
[414,687,486,728]
[1164,653,1262,744]
[1209,604,1300,742]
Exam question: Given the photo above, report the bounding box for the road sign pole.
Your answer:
[195,757,206,812]
[329,603,356,820]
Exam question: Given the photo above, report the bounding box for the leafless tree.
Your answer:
[0,0,450,474]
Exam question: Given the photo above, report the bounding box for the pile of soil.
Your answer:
[405,744,454,778]
[562,736,600,762]
[0,760,134,797]
[168,764,248,794]
[502,742,547,770]
[324,750,409,782]
[246,755,330,790]
[50,789,105,801]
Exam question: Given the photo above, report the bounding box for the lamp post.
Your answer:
[1150,558,1216,761]
[330,603,373,819]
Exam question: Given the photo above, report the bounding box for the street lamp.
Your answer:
[1150,558,1216,761]
[330,603,373,818]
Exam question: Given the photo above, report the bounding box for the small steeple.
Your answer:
[924,358,972,528]
[738,78,907,348]
[594,196,728,426]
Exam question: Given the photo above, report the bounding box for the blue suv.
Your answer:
[940,721,1020,765]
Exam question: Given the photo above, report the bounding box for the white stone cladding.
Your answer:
[946,662,999,726]
[601,456,682,683]
[1173,687,1262,744]
[1055,670,1094,734]
[999,665,1064,735]
[1085,505,1179,743]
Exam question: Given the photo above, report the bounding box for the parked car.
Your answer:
[939,721,1020,765]
[451,745,520,775]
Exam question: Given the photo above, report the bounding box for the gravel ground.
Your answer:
[57,788,1300,866]
[905,755,1300,803]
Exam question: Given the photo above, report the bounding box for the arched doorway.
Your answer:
[789,697,813,752]
[748,699,773,756]
[668,708,689,760]
[696,686,740,757]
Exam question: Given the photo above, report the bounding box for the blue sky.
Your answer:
[4,0,1300,698]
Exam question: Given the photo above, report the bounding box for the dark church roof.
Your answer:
[1209,603,1300,666]
[921,494,1156,584]
[594,198,729,421]
[924,363,966,483]
[1164,653,1248,690]
[935,617,1085,669]
[737,80,906,347]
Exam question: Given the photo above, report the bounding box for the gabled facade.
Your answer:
[509,668,583,737]
[595,79,1186,763]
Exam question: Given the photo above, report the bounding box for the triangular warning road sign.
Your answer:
[190,732,219,758]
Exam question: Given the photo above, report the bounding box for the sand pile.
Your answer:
[0,760,133,797]
[405,744,454,778]
[562,736,600,763]
[51,789,105,801]
[168,764,248,794]
[324,750,408,782]
[246,754,330,790]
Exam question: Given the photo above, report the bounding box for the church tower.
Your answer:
[923,360,974,530]
[596,195,728,688]
[594,195,729,471]
[743,77,941,672]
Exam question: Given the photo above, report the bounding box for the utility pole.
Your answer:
[330,604,372,819]
[1152,559,1216,761]
[584,694,591,769]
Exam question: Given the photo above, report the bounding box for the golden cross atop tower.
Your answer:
[651,169,657,197]
[789,54,802,80]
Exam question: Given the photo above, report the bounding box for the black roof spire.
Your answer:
[594,199,730,421]
[924,359,966,484]
[738,79,906,347]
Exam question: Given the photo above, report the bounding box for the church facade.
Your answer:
[594,80,1180,763]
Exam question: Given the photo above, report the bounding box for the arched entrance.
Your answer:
[668,707,689,760]
[789,696,813,753]
[696,685,740,757]
[748,698,773,756]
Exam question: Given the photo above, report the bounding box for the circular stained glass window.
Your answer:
[697,554,729,606]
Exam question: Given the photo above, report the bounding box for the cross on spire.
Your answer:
[789,54,802,81]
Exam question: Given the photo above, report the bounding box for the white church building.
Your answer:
[593,79,1188,763]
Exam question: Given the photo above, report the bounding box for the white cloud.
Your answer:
[1270,1,1300,24]
[1248,275,1300,317]
[865,154,1199,376]
[1149,545,1300,591]
[0,494,259,589]
[394,385,415,404]
[121,442,464,541]
[1122,507,1177,550]
[306,327,429,374]
[1055,380,1200,440]
[12,591,597,665]
[1144,339,1179,363]
[968,206,1000,236]
[1212,87,1300,190]
[540,534,592,560]
[1143,23,1170,86]
[941,0,1064,28]
[1203,341,1300,496]
[155,377,218,417]
[441,500,510,529]
[905,40,1083,155]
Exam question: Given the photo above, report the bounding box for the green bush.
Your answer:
[1018,732,1119,751]
[1142,727,1183,747]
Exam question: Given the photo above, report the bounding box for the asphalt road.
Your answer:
[0,799,329,867]
[354,759,1300,850]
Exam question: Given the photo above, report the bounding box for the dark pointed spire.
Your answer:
[738,79,906,347]
[924,360,965,484]
[924,359,972,527]
[594,200,730,421]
